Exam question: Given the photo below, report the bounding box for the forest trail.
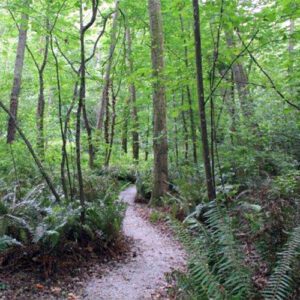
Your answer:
[84,186,187,300]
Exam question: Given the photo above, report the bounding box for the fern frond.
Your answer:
[204,204,251,297]
[0,235,22,251]
[170,218,227,299]
[170,200,252,300]
[263,225,300,300]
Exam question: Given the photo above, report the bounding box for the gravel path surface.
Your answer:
[84,186,186,300]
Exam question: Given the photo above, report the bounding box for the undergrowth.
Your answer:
[0,171,126,278]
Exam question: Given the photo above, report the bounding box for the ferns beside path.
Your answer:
[171,200,300,300]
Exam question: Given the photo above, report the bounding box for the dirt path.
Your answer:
[84,186,186,300]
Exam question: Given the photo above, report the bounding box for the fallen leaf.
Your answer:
[35,283,44,290]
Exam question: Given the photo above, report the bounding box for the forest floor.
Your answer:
[0,186,187,300]
[84,185,187,300]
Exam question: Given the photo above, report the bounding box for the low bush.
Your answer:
[0,173,125,277]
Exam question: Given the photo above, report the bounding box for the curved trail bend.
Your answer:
[84,186,186,300]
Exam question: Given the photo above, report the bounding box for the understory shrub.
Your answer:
[0,173,125,275]
[171,201,253,300]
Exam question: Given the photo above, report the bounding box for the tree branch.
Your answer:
[236,30,300,111]
[0,100,61,202]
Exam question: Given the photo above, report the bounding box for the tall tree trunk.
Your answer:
[37,73,46,157]
[96,0,119,131]
[121,114,128,153]
[173,95,179,167]
[77,0,98,223]
[148,0,168,202]
[104,84,111,164]
[82,98,95,169]
[145,107,150,161]
[181,90,189,161]
[36,19,50,159]
[105,84,117,166]
[192,0,216,201]
[186,86,198,163]
[7,4,29,144]
[50,36,70,200]
[126,28,140,162]
[226,32,254,119]
[219,67,238,142]
[121,97,129,154]
[179,14,198,164]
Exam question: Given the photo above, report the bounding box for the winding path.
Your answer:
[84,186,186,300]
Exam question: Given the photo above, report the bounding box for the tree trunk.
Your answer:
[96,0,119,131]
[82,98,95,169]
[50,36,69,200]
[36,19,50,159]
[104,85,111,164]
[7,5,29,144]
[181,90,189,161]
[121,97,129,154]
[226,32,254,119]
[173,95,179,167]
[179,14,198,164]
[148,0,168,203]
[77,0,98,223]
[36,73,46,157]
[192,0,216,201]
[126,28,140,162]
[219,67,238,142]
[145,108,150,161]
[105,84,117,166]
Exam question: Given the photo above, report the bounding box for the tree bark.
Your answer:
[181,90,189,161]
[192,0,216,201]
[226,32,254,119]
[173,95,179,167]
[148,0,168,202]
[36,19,50,159]
[50,36,70,201]
[96,0,120,131]
[179,14,198,164]
[219,67,238,142]
[7,4,29,144]
[77,0,98,223]
[126,28,140,162]
[104,84,111,164]
[105,84,117,166]
[121,110,128,154]
[145,108,150,161]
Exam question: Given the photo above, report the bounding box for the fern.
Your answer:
[263,225,300,300]
[0,235,22,251]
[171,201,252,299]
[171,218,226,299]
[204,203,251,296]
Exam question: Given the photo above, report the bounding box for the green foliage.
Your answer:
[0,173,125,256]
[149,210,164,223]
[86,193,125,243]
[171,201,252,300]
[263,225,300,300]
[0,235,22,251]
[0,0,299,295]
[272,170,300,198]
[136,162,153,201]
